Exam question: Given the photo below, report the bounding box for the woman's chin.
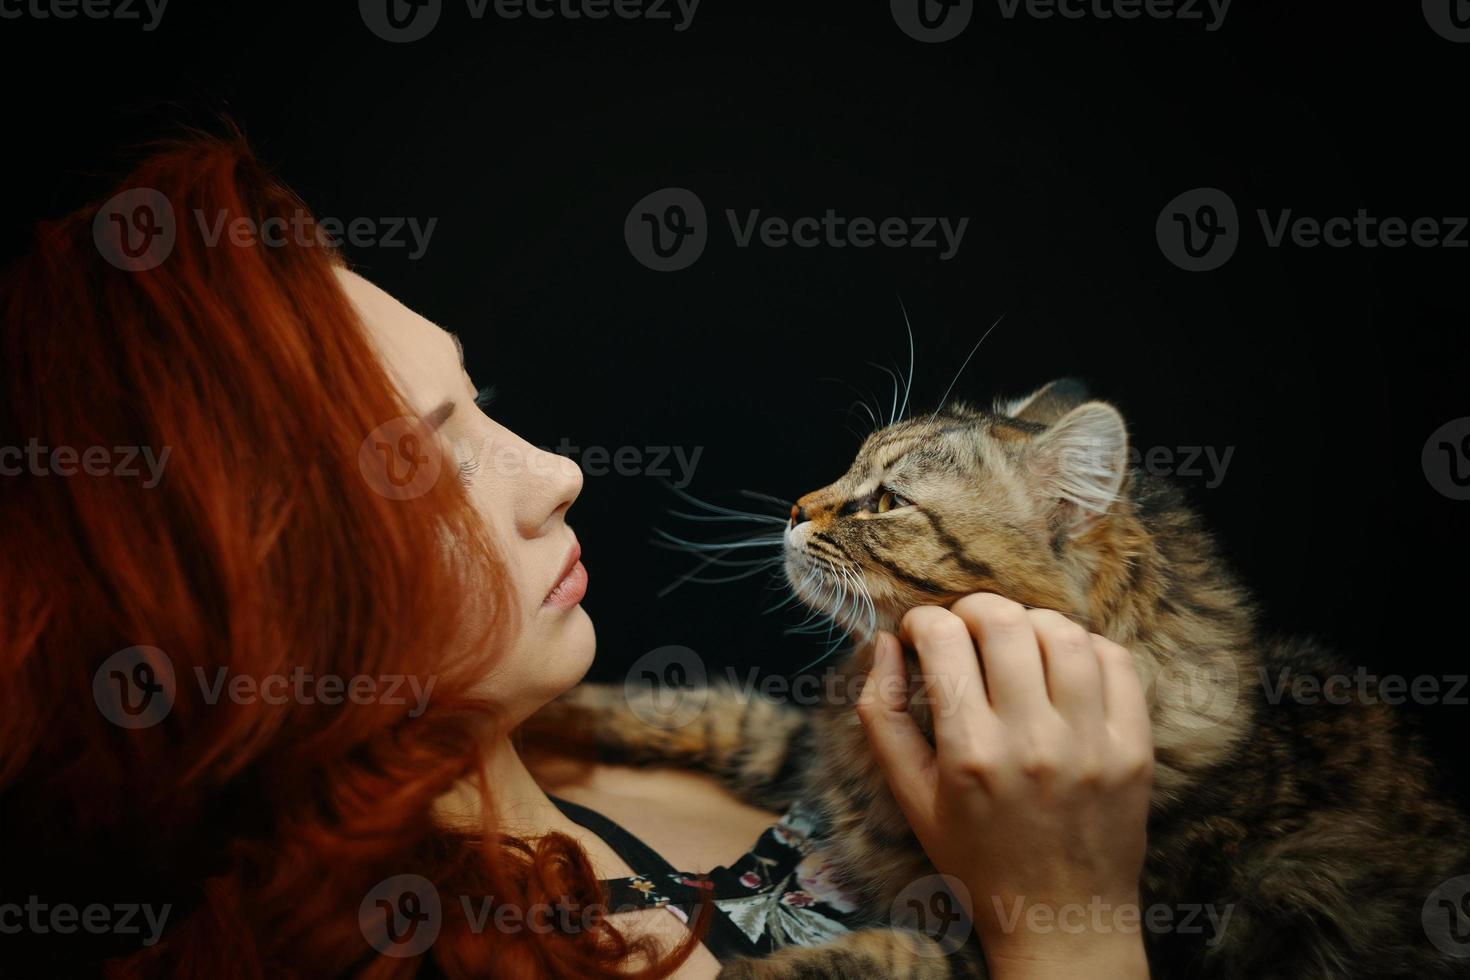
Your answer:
[547,604,597,690]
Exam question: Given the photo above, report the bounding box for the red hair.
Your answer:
[0,134,699,978]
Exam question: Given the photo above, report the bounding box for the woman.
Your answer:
[0,134,1152,979]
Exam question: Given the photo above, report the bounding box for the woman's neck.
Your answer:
[433,732,632,879]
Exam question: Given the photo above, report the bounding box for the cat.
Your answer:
[526,379,1470,979]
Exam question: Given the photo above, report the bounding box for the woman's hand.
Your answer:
[857,593,1154,980]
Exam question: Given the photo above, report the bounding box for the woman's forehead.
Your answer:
[337,269,461,411]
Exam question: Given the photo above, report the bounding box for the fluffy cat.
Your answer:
[527,379,1470,979]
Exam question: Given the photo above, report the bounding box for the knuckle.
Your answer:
[947,752,997,784]
[1092,635,1133,663]
[905,607,969,647]
[1034,611,1091,650]
[1104,744,1155,784]
[900,605,942,633]
[1015,742,1064,781]
[990,608,1031,635]
[957,592,1028,632]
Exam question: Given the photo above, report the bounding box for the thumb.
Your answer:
[857,631,939,828]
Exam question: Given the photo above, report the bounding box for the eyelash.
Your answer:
[455,385,498,487]
[456,454,482,488]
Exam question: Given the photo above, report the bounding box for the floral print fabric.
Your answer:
[598,801,868,956]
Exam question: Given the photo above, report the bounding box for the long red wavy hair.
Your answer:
[0,133,698,978]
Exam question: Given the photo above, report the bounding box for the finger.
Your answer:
[857,631,939,825]
[1093,634,1151,740]
[898,606,995,749]
[948,593,1050,718]
[1029,609,1105,730]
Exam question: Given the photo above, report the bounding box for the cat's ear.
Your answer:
[1026,401,1128,534]
[997,378,1090,426]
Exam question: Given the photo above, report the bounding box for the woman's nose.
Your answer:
[523,447,582,536]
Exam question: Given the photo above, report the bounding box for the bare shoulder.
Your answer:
[527,750,780,873]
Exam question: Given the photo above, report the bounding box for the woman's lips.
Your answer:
[544,541,587,609]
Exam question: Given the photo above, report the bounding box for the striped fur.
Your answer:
[529,379,1470,979]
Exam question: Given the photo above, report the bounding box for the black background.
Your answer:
[4,2,1466,801]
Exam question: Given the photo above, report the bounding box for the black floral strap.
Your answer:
[547,795,759,963]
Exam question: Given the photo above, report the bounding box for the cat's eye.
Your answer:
[876,489,912,513]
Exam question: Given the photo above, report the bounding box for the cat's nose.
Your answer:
[789,504,809,527]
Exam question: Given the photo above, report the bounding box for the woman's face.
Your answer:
[340,270,594,726]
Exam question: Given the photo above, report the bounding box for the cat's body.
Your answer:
[529,380,1469,978]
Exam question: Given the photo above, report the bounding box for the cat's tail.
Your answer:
[518,681,811,812]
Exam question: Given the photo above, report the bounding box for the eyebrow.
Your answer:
[426,400,455,429]
[420,331,471,431]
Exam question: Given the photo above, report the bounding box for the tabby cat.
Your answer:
[529,379,1470,979]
